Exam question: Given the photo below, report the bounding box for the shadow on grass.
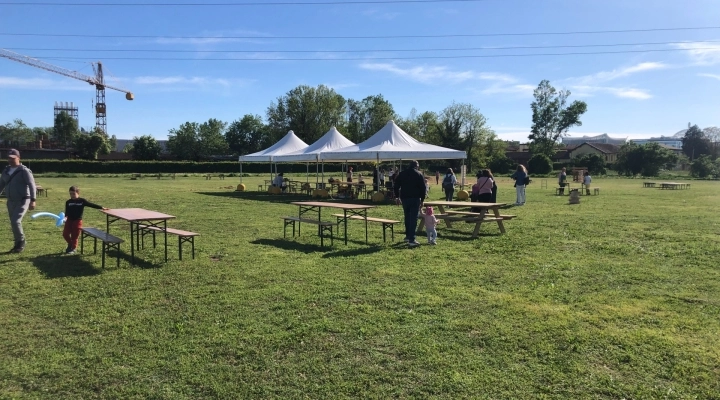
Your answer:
[251,238,328,253]
[195,191,376,205]
[322,246,384,258]
[32,253,102,278]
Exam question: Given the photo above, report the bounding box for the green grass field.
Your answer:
[1,174,718,399]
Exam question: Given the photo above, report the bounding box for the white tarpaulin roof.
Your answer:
[319,120,467,162]
[273,126,355,163]
[238,130,309,162]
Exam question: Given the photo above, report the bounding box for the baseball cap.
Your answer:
[7,149,20,159]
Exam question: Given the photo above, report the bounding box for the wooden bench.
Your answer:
[331,214,400,242]
[131,173,143,180]
[281,217,334,247]
[136,224,200,260]
[36,186,48,197]
[80,227,124,269]
[444,210,516,220]
[643,182,656,188]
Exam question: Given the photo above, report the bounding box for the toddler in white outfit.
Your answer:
[422,206,438,245]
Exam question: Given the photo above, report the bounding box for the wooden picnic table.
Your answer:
[102,208,176,264]
[291,201,375,245]
[659,182,690,190]
[419,201,508,238]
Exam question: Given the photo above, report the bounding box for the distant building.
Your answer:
[569,143,621,163]
[630,129,685,149]
[561,133,627,146]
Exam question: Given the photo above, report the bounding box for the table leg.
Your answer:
[364,209,368,244]
[164,220,168,262]
[492,208,506,234]
[438,205,453,228]
[130,222,135,265]
[343,209,348,245]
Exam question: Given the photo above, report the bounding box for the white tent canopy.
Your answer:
[319,120,467,162]
[273,126,355,163]
[238,130,309,162]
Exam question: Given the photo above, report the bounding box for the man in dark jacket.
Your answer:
[0,149,37,253]
[393,160,426,247]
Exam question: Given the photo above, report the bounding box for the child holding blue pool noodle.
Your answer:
[63,186,108,254]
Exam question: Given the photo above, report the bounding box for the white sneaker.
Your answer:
[408,240,421,248]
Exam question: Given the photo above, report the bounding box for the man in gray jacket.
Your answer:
[0,149,37,253]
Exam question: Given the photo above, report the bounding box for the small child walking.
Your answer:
[63,186,108,254]
[422,206,438,245]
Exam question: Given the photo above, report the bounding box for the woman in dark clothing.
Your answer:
[487,168,498,203]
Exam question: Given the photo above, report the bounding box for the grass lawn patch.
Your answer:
[1,175,719,398]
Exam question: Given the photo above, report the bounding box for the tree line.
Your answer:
[0,113,118,160]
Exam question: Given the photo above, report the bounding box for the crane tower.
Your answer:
[0,48,134,135]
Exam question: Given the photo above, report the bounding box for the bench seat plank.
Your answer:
[80,227,123,268]
[136,224,200,260]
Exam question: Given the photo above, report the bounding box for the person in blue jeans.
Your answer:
[393,160,427,247]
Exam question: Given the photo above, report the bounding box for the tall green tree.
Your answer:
[436,103,492,171]
[346,95,397,143]
[167,122,201,160]
[615,142,677,177]
[396,109,439,143]
[74,127,111,160]
[53,112,79,148]
[225,114,270,155]
[198,118,229,158]
[681,124,712,161]
[266,85,346,144]
[167,119,228,160]
[132,135,162,160]
[529,80,587,158]
[2,119,35,147]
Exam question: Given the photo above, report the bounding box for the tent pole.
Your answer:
[240,163,243,184]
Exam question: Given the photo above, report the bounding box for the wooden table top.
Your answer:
[102,208,176,221]
[291,201,376,210]
[423,201,506,209]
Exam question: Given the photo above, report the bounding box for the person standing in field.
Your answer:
[441,168,457,201]
[435,170,440,185]
[394,160,427,247]
[510,164,528,206]
[558,167,568,195]
[0,149,37,253]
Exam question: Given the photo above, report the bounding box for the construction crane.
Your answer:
[0,48,134,136]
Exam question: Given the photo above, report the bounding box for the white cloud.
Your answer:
[359,63,521,86]
[673,42,720,65]
[153,29,271,46]
[571,62,667,86]
[107,75,254,91]
[481,84,535,96]
[699,73,720,81]
[0,76,92,91]
[359,63,479,84]
[570,85,653,100]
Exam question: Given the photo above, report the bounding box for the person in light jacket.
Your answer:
[0,149,37,253]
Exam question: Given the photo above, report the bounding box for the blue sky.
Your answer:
[1,0,719,142]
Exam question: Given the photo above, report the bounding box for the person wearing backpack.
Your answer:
[510,164,528,206]
[441,168,457,201]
